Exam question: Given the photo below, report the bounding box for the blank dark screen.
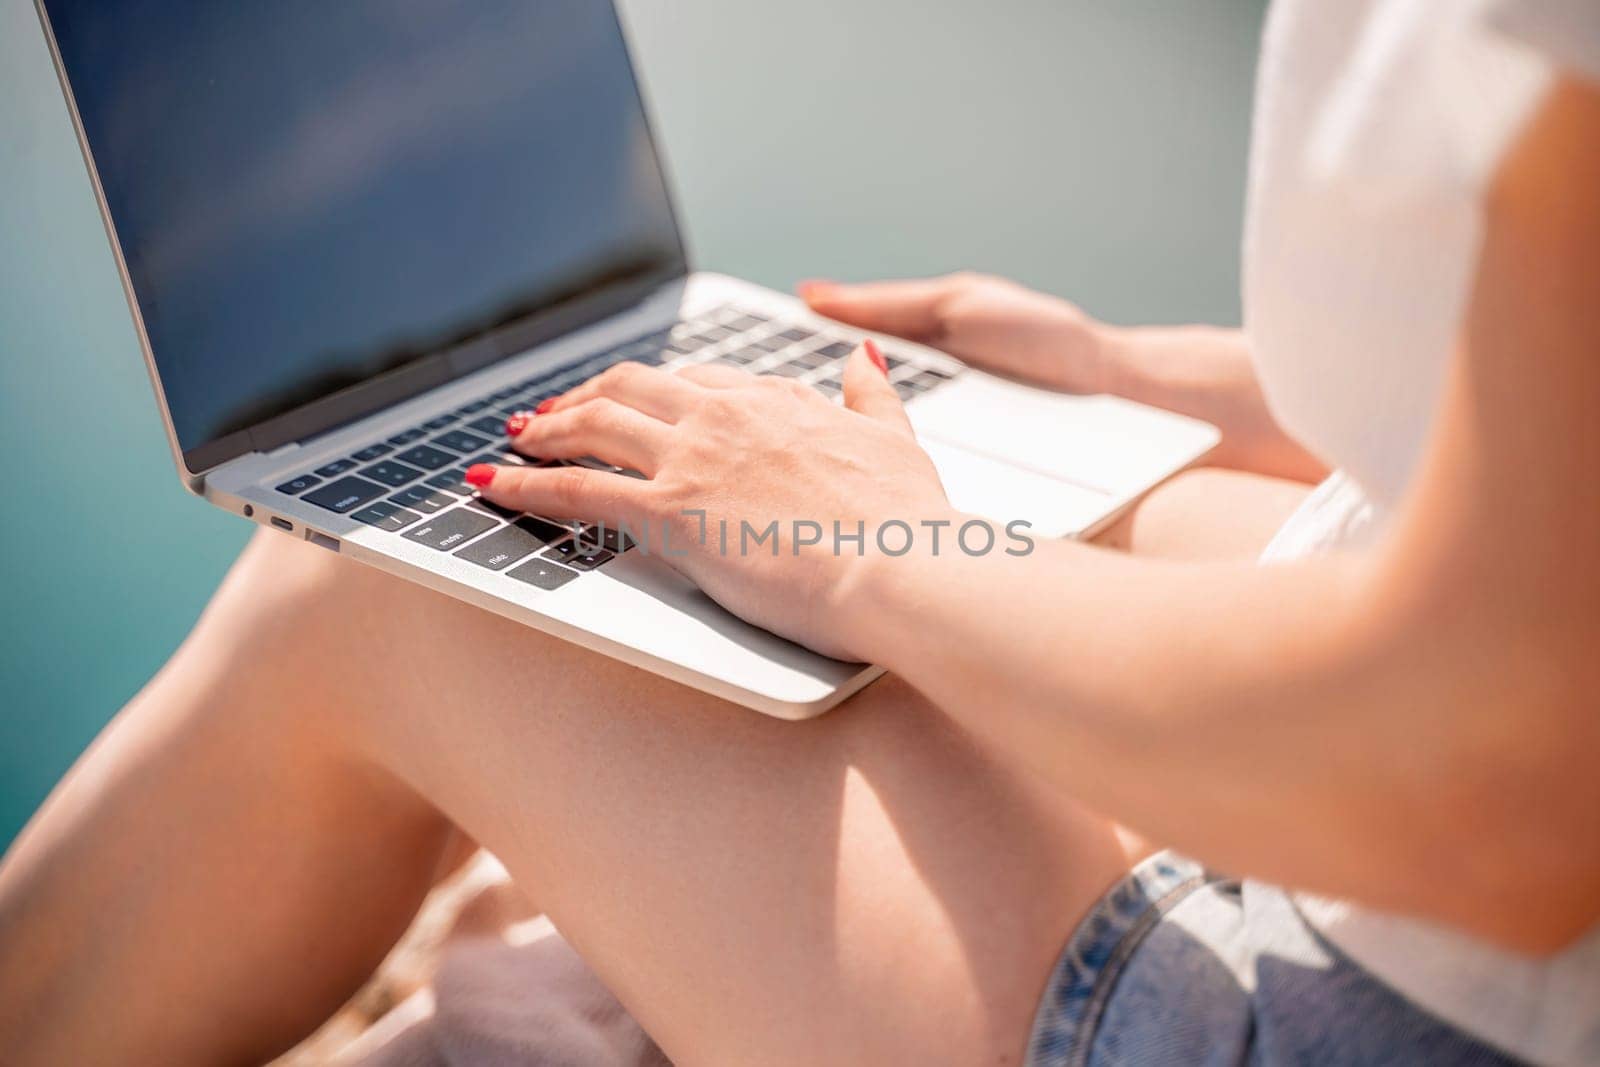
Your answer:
[45,0,683,457]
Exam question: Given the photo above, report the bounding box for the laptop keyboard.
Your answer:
[271,305,962,590]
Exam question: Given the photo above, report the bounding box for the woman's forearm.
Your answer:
[1099,324,1331,483]
[850,532,1377,881]
[841,524,1588,951]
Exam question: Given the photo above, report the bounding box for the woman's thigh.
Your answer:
[239,464,1305,1064]
[241,532,1130,1066]
[1095,466,1311,559]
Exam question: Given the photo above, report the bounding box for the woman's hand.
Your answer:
[798,272,1116,394]
[805,273,1330,482]
[467,342,953,661]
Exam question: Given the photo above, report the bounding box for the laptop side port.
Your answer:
[270,516,294,532]
[306,531,340,553]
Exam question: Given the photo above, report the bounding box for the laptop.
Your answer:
[35,1,1217,719]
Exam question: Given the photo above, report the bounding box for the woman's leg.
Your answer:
[1,531,1125,1066]
[0,542,468,1064]
[1093,467,1311,559]
[0,467,1307,1066]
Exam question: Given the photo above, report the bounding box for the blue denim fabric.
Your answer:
[1025,852,1528,1066]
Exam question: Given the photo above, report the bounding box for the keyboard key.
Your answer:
[468,496,521,521]
[464,448,528,468]
[624,344,668,366]
[389,485,454,514]
[427,469,473,496]
[456,399,493,415]
[351,501,423,532]
[303,476,386,513]
[777,327,815,343]
[275,473,321,495]
[789,351,828,370]
[814,378,842,395]
[763,360,809,378]
[544,539,613,571]
[352,443,393,461]
[505,557,580,592]
[388,428,426,446]
[395,444,456,471]
[359,460,425,487]
[401,508,497,551]
[518,515,578,544]
[454,523,549,570]
[574,353,616,377]
[905,371,946,392]
[581,523,635,553]
[422,414,458,431]
[725,314,766,332]
[314,458,358,477]
[815,341,854,360]
[433,429,490,454]
[491,386,521,401]
[467,415,508,436]
[751,334,790,352]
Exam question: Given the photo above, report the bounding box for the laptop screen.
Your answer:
[42,0,685,471]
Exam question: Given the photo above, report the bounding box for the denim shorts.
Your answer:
[1025,852,1525,1066]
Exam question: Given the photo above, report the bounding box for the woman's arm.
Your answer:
[836,79,1600,953]
[475,81,1598,953]
[800,274,1331,482]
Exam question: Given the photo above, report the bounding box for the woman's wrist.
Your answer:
[1093,323,1247,407]
[824,507,1001,672]
[1089,322,1148,400]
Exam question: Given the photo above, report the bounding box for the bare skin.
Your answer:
[0,470,1301,1066]
[1,77,1595,1067]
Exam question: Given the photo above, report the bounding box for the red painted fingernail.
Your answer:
[465,464,496,487]
[505,412,529,436]
[535,397,557,415]
[864,338,888,375]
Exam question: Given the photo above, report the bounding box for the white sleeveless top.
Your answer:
[1245,1,1600,1063]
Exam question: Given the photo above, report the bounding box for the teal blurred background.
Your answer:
[0,0,1266,850]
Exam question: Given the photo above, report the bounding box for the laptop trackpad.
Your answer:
[920,437,1117,540]
[909,372,1219,499]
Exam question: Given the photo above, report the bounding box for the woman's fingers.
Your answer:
[799,275,973,342]
[674,363,753,389]
[802,272,1109,394]
[508,398,672,475]
[841,340,914,437]
[468,462,649,528]
[543,360,704,423]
